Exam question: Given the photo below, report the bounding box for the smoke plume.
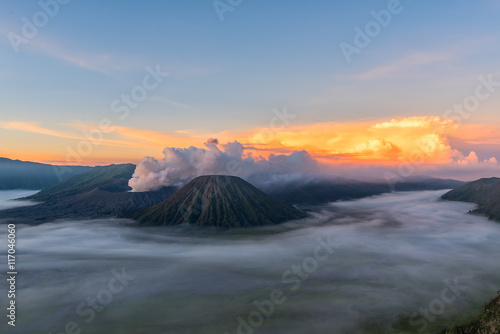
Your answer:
[129,140,318,192]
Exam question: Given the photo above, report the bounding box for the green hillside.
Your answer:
[1,163,180,223]
[441,177,500,221]
[28,163,136,201]
[0,158,90,190]
[442,295,500,333]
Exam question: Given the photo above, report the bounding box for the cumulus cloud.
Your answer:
[6,114,499,171]
[241,116,458,163]
[454,150,498,166]
[347,138,401,159]
[458,151,479,165]
[373,116,455,129]
[129,140,318,192]
[129,139,500,192]
[206,138,219,145]
[127,116,500,191]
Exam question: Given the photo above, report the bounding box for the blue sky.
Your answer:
[1,0,499,130]
[1,0,500,169]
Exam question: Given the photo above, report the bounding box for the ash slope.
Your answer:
[131,175,307,228]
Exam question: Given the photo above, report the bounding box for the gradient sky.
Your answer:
[1,0,500,179]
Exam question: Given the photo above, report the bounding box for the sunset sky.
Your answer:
[1,0,500,180]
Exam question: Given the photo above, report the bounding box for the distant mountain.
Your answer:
[27,163,137,201]
[1,164,176,223]
[266,179,388,205]
[442,294,500,333]
[391,176,465,192]
[130,175,307,228]
[267,176,466,205]
[0,158,91,190]
[441,177,500,221]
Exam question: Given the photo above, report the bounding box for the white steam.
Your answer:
[129,138,500,192]
[129,140,317,192]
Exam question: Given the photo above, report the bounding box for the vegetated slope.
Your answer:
[131,175,307,228]
[1,164,176,223]
[27,163,137,201]
[441,177,500,221]
[0,158,91,190]
[442,295,500,333]
[1,186,176,223]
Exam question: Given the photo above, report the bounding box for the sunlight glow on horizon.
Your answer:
[1,116,499,173]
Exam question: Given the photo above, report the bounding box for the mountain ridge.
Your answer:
[0,157,91,190]
[27,163,136,201]
[1,164,176,223]
[441,177,500,221]
[130,175,307,228]
[267,176,465,205]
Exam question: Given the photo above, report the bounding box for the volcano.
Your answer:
[131,175,307,227]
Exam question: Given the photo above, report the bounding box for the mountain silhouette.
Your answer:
[0,157,91,190]
[442,177,500,221]
[1,164,176,223]
[131,175,307,227]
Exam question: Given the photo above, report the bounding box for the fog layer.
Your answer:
[0,190,38,211]
[1,190,500,334]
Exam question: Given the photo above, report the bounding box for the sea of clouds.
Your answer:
[1,190,500,333]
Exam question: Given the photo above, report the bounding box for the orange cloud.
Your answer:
[1,121,85,140]
[234,116,459,165]
[1,116,499,167]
